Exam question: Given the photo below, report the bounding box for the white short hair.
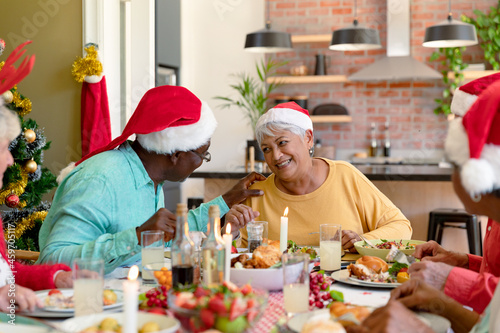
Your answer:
[0,104,21,142]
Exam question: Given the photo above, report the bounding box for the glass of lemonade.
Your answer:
[282,253,310,317]
[320,224,342,272]
[141,230,165,284]
[72,258,104,317]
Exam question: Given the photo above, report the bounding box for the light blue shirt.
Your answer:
[38,141,228,273]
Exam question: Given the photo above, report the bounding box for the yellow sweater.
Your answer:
[241,159,412,246]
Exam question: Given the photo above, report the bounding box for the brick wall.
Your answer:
[268,0,497,153]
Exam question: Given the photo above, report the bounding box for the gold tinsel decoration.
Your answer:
[0,61,4,70]
[0,167,28,205]
[11,91,32,116]
[13,211,48,239]
[72,45,103,83]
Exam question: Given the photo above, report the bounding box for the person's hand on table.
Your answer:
[136,208,176,244]
[54,271,73,288]
[222,172,266,208]
[413,241,469,268]
[408,261,454,290]
[224,204,260,238]
[0,284,43,312]
[342,230,361,253]
[346,300,434,333]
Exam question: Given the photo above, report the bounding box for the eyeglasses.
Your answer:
[190,150,211,162]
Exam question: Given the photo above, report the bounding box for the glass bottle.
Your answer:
[171,203,195,287]
[202,205,226,285]
[384,121,391,157]
[369,122,378,157]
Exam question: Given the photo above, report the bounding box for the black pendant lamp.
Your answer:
[329,0,381,51]
[244,1,292,53]
[423,0,477,48]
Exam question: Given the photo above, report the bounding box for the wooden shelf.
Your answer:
[448,70,499,81]
[267,75,348,84]
[311,115,352,123]
[291,34,331,44]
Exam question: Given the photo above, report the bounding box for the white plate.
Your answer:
[0,313,52,332]
[36,288,124,312]
[287,309,450,333]
[331,269,400,289]
[60,312,179,333]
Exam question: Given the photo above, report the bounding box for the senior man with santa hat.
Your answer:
[37,85,264,273]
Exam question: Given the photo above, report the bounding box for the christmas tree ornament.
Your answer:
[0,39,5,56]
[24,129,36,143]
[2,90,13,104]
[5,193,19,208]
[24,159,38,173]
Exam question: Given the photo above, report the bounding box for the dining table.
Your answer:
[15,252,399,333]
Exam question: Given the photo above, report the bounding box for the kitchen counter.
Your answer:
[190,164,453,182]
[191,164,461,242]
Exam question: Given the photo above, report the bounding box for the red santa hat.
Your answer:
[450,72,500,116]
[445,76,500,196]
[256,101,313,132]
[58,85,217,182]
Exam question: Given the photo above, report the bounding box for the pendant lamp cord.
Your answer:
[447,0,453,22]
[265,0,271,29]
[353,0,359,26]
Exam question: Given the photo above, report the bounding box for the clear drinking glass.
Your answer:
[319,224,342,272]
[72,258,104,316]
[282,253,310,316]
[141,230,165,284]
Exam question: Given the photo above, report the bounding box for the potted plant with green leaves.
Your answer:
[214,58,286,161]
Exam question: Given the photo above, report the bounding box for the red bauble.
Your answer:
[5,193,19,208]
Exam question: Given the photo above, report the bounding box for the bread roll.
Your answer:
[355,256,388,273]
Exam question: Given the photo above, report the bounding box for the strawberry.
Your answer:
[231,245,238,254]
[208,297,228,315]
[48,289,61,296]
[240,284,252,296]
[247,309,259,323]
[223,280,239,292]
[193,286,210,298]
[200,308,216,327]
[399,267,408,273]
[246,298,257,309]
[229,297,247,321]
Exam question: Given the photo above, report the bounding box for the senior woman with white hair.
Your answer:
[238,102,412,249]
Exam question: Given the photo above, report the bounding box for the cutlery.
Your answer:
[359,235,377,249]
[386,245,416,265]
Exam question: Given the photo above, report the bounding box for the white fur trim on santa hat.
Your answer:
[256,107,313,132]
[57,162,75,184]
[136,101,217,155]
[481,144,500,190]
[450,87,478,117]
[445,117,470,167]
[461,158,495,196]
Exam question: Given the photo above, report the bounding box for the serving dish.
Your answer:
[331,269,400,289]
[354,239,426,261]
[35,288,123,313]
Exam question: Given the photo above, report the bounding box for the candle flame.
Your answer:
[128,265,139,281]
[226,223,231,234]
[284,207,289,217]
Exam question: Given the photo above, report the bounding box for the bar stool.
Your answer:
[428,208,482,256]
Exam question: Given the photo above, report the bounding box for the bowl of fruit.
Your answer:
[167,281,267,333]
[144,262,173,289]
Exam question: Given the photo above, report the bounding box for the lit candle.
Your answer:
[280,207,289,254]
[123,265,139,333]
[222,223,232,282]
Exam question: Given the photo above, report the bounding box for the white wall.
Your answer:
[180,0,264,201]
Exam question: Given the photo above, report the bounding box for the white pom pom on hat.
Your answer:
[256,101,313,132]
[445,74,500,197]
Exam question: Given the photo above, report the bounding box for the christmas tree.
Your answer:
[0,39,57,251]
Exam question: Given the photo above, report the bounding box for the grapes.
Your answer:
[308,271,336,310]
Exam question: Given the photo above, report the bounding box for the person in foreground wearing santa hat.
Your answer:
[403,72,500,315]
[239,101,412,249]
[37,85,265,273]
[348,74,500,333]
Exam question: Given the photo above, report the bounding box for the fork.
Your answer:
[359,235,377,248]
